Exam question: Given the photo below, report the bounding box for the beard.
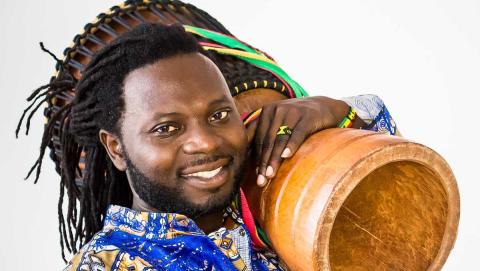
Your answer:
[124,153,246,219]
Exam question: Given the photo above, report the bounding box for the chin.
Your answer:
[186,178,239,213]
[183,159,243,209]
[128,153,245,218]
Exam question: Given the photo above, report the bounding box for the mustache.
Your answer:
[178,154,232,171]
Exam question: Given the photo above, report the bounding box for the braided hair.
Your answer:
[16,0,291,262]
[18,23,205,261]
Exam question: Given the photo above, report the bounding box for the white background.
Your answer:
[1,0,478,269]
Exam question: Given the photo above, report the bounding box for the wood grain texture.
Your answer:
[242,128,460,271]
[55,4,459,268]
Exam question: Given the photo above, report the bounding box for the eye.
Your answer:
[209,110,230,122]
[153,124,179,137]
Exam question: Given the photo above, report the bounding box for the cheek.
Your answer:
[225,125,248,155]
[129,138,179,180]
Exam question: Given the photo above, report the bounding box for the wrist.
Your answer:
[335,100,366,129]
[332,100,351,125]
[351,113,367,129]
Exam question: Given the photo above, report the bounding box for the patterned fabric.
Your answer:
[64,205,285,271]
[341,94,400,136]
[64,94,398,271]
[228,226,252,271]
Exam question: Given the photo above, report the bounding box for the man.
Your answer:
[17,11,397,271]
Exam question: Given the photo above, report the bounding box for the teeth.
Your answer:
[184,166,222,179]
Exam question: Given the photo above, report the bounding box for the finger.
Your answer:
[265,114,301,179]
[253,105,275,171]
[256,107,289,182]
[245,115,260,146]
[252,106,277,187]
[282,120,311,159]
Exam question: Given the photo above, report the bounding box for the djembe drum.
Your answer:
[25,0,458,270]
[241,128,459,270]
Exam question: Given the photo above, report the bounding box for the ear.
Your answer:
[99,129,127,171]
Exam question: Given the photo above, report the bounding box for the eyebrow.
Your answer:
[150,96,231,120]
[208,97,231,106]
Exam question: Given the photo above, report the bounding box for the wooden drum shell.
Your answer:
[40,1,458,268]
[243,128,460,271]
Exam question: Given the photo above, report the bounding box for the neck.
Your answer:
[193,209,224,234]
[131,196,156,214]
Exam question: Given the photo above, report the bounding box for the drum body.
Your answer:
[242,128,460,271]
[38,1,459,269]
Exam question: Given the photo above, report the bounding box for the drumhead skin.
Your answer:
[17,0,297,262]
[19,1,459,270]
[41,0,294,180]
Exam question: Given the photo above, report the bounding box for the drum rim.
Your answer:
[314,136,460,270]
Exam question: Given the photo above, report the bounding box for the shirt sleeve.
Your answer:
[341,94,401,136]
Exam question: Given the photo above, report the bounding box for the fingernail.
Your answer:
[281,148,291,158]
[257,174,266,186]
[266,166,274,177]
[255,166,259,175]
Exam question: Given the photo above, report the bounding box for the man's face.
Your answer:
[118,53,248,218]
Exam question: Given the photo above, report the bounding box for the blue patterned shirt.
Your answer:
[64,205,285,271]
[64,94,398,271]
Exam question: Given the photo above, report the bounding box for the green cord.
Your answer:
[184,25,309,98]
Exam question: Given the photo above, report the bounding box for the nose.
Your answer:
[182,123,222,155]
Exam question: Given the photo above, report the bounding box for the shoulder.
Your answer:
[63,232,156,271]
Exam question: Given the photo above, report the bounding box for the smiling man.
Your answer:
[105,43,249,233]
[18,13,399,271]
[60,23,282,270]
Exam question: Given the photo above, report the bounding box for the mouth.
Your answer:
[183,166,223,178]
[179,158,232,190]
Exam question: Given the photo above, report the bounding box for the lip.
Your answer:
[180,163,230,190]
[179,157,231,175]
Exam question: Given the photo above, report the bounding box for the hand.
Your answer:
[245,96,353,187]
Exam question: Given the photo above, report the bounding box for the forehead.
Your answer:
[122,53,232,115]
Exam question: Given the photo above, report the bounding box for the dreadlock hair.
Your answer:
[18,23,202,261]
[16,0,293,262]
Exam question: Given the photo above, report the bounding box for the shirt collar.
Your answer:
[103,205,205,239]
